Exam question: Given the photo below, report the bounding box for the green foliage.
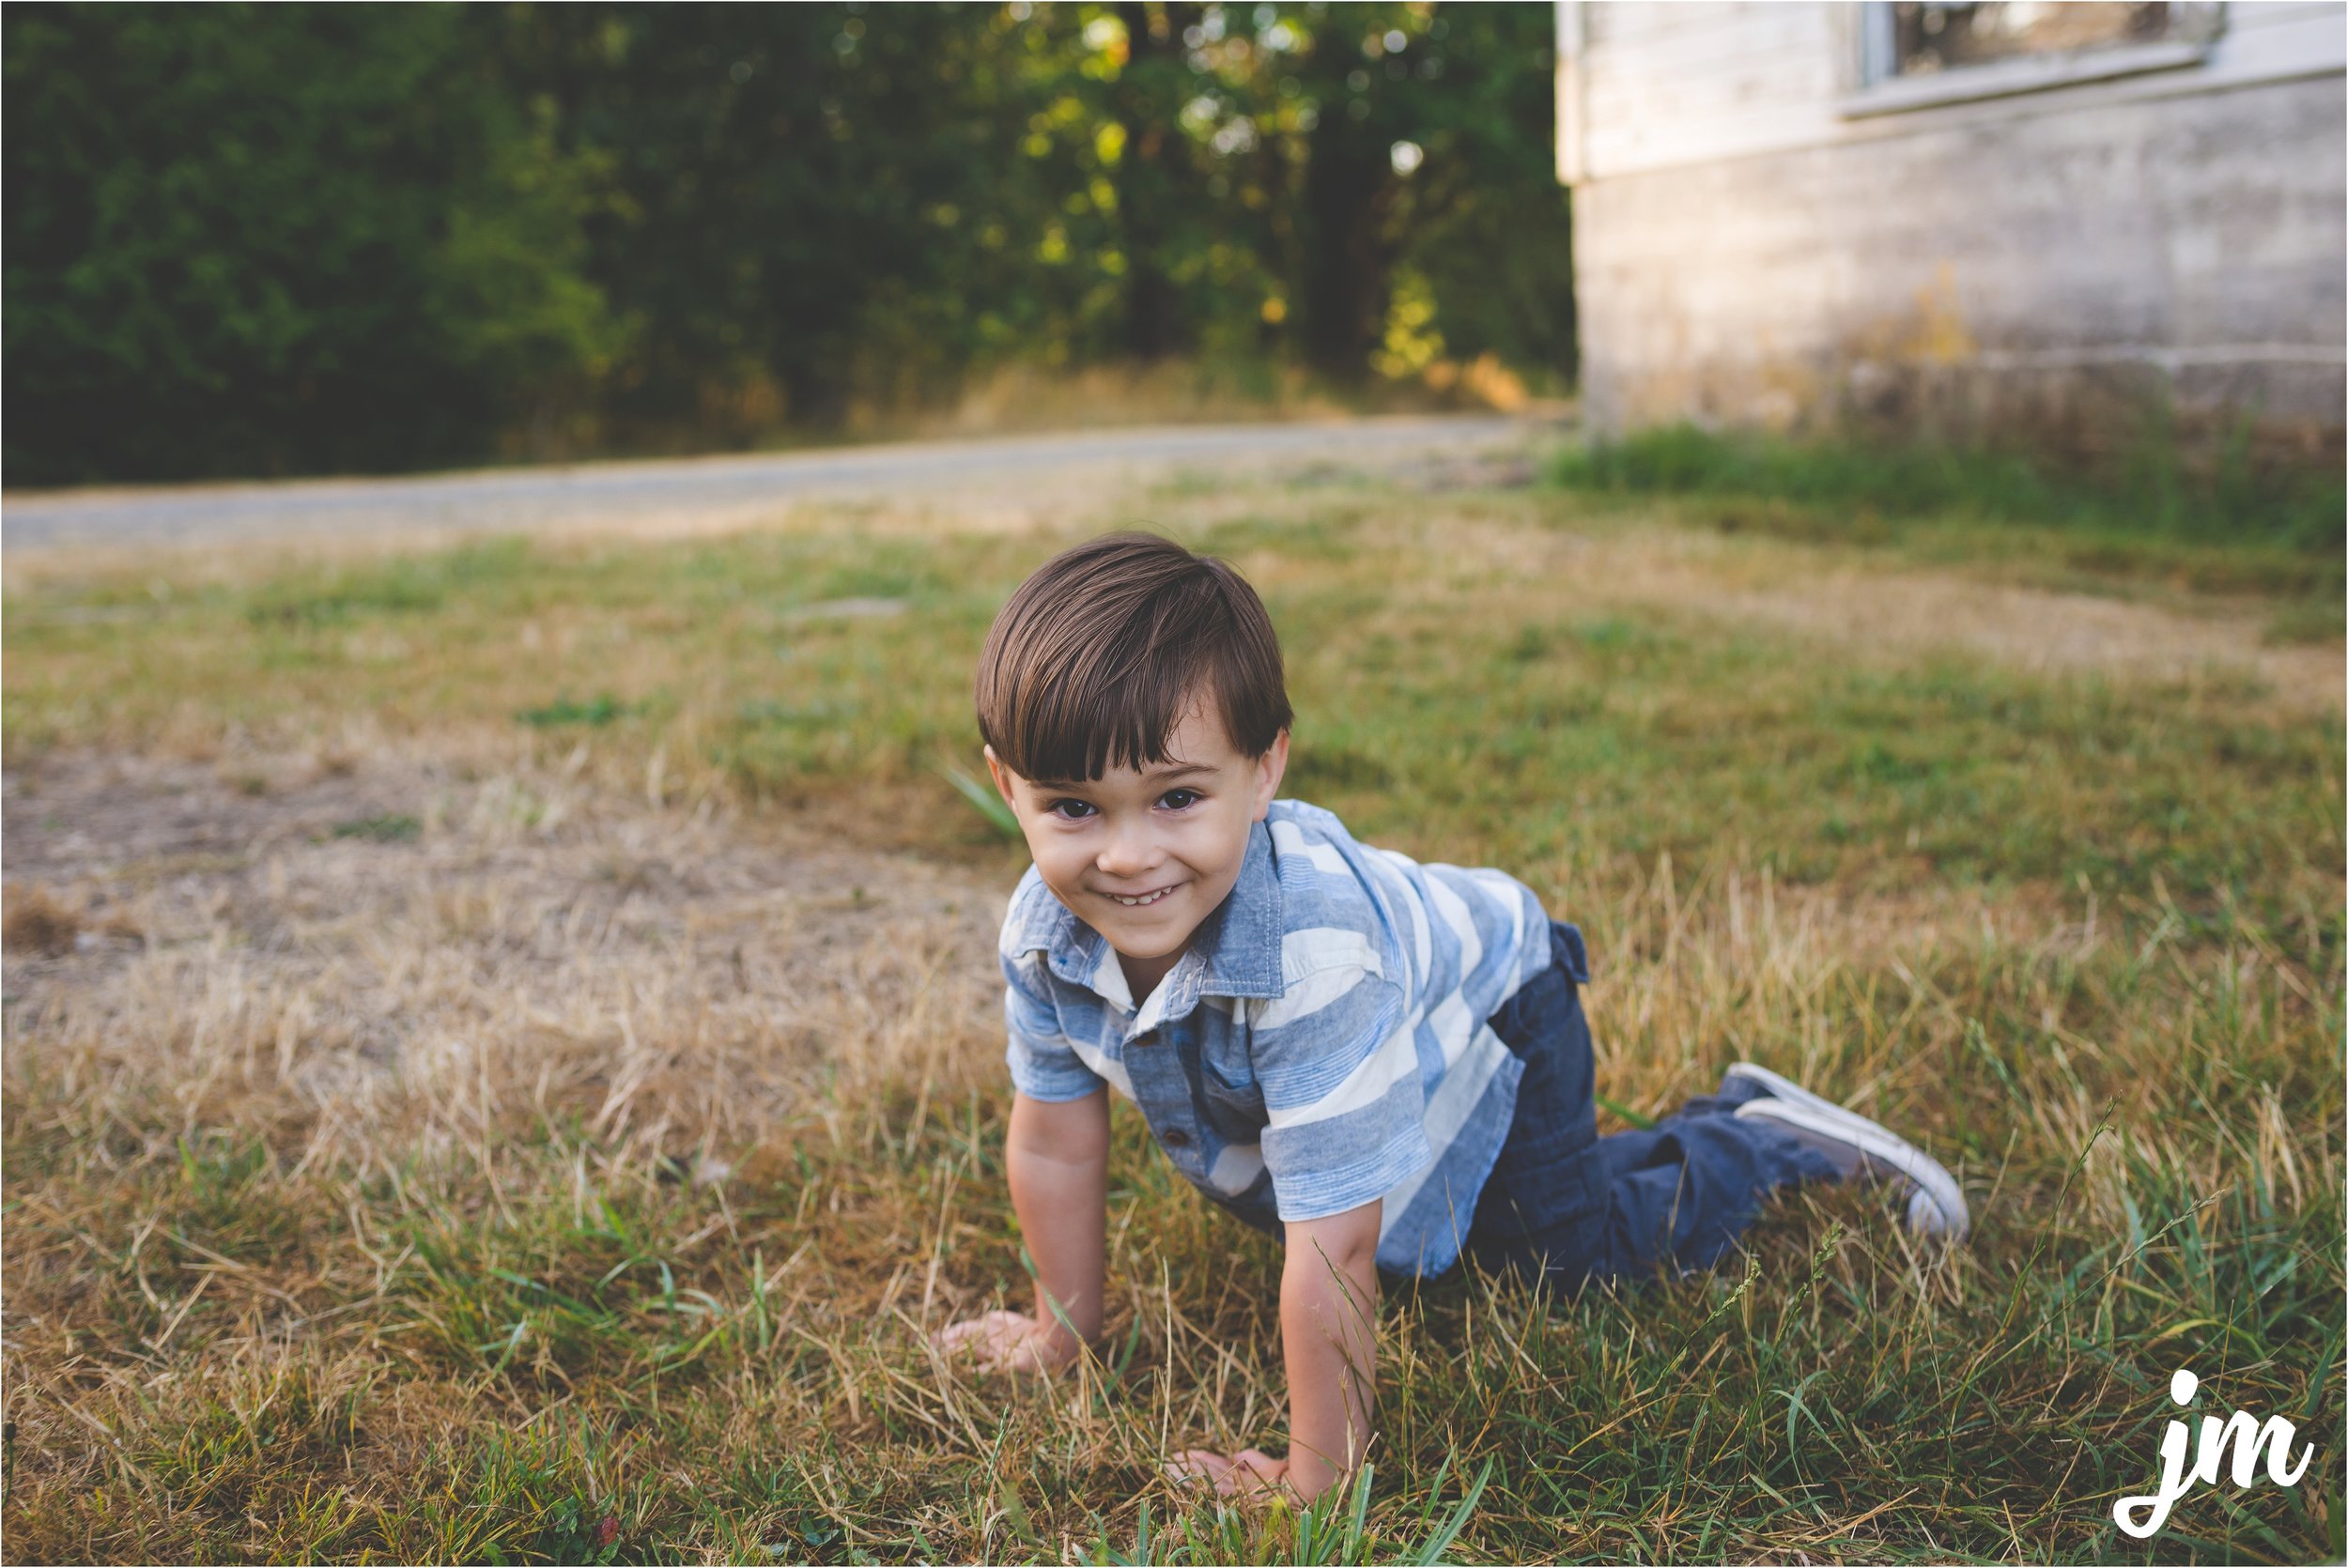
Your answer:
[517,694,633,729]
[6,2,1573,484]
[332,814,423,842]
[1090,1459,1494,1564]
[2265,597,2347,644]
[944,761,1025,841]
[4,4,622,484]
[243,537,532,625]
[1552,423,2348,555]
[1352,6,1576,384]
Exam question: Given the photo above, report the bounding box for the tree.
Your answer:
[1109,3,1202,359]
[1185,2,1573,385]
[3,3,618,484]
[3,2,1574,483]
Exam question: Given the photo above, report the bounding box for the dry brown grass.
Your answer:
[4,747,1001,1163]
[2,747,1006,1557]
[3,884,84,957]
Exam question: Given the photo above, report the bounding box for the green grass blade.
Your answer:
[942,761,1022,840]
[1408,1457,1493,1565]
[1595,1093,1658,1130]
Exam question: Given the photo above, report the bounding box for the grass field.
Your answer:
[4,442,2340,1563]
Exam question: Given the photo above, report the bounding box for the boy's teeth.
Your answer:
[1116,887,1169,906]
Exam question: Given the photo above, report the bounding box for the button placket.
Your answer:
[1121,1021,1205,1178]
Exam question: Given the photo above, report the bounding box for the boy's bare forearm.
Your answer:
[1004,1089,1109,1361]
[1280,1203,1382,1498]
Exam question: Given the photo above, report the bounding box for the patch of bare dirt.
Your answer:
[3,750,1011,1162]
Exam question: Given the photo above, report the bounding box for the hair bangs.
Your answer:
[975,533,1292,785]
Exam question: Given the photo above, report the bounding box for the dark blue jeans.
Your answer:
[1465,919,1840,1290]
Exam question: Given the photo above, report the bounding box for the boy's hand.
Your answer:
[930,1309,1075,1375]
[1159,1208,1388,1507]
[1166,1448,1292,1499]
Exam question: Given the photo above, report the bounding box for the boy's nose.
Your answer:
[1094,824,1161,879]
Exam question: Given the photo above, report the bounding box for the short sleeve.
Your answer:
[1250,962,1431,1223]
[1001,948,1105,1103]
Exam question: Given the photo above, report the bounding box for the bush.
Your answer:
[1551,423,2345,554]
[3,5,619,485]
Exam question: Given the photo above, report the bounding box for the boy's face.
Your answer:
[986,699,1290,971]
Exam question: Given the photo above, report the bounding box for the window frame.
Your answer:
[1840,1,2228,118]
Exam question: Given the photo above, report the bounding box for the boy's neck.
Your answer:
[1118,945,1183,1009]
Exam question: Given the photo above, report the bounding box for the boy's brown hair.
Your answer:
[976,532,1292,783]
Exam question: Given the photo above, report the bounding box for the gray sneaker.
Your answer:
[1726,1062,1970,1239]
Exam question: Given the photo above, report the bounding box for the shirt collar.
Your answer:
[1007,815,1289,1017]
[1192,817,1285,1000]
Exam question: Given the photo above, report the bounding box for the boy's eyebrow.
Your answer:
[1030,761,1217,790]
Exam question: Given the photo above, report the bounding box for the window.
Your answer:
[1891,3,2172,76]
[1846,1,2225,116]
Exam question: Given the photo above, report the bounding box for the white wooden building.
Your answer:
[1554,1,2347,458]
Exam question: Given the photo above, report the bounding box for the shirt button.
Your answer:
[1162,1128,1193,1148]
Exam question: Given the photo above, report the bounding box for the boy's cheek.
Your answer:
[1034,857,1093,907]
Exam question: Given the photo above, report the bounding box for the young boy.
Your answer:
[934,533,1968,1500]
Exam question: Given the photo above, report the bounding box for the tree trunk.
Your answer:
[1113,3,1194,361]
[1298,120,1392,378]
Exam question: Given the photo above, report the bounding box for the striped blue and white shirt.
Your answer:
[998,798,1554,1278]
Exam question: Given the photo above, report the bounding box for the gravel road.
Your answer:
[4,414,1537,552]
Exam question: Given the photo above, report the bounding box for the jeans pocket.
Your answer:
[1473,1136,1606,1266]
[1550,919,1591,987]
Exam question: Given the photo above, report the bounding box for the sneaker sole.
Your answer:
[1725,1064,1966,1193]
[1724,1062,1876,1130]
[1733,1095,1970,1240]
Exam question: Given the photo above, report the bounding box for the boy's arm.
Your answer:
[1282,1200,1383,1494]
[1007,1087,1109,1363]
[1173,1198,1382,1499]
[935,1088,1108,1372]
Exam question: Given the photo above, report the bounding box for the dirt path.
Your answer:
[1,414,1534,554]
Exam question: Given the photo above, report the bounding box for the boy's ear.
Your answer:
[983,745,1020,809]
[1251,729,1290,821]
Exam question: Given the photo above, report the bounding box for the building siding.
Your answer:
[1562,1,2347,455]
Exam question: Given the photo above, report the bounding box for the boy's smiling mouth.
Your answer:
[1103,883,1181,907]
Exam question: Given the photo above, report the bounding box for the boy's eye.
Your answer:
[1046,798,1097,821]
[1160,789,1201,810]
